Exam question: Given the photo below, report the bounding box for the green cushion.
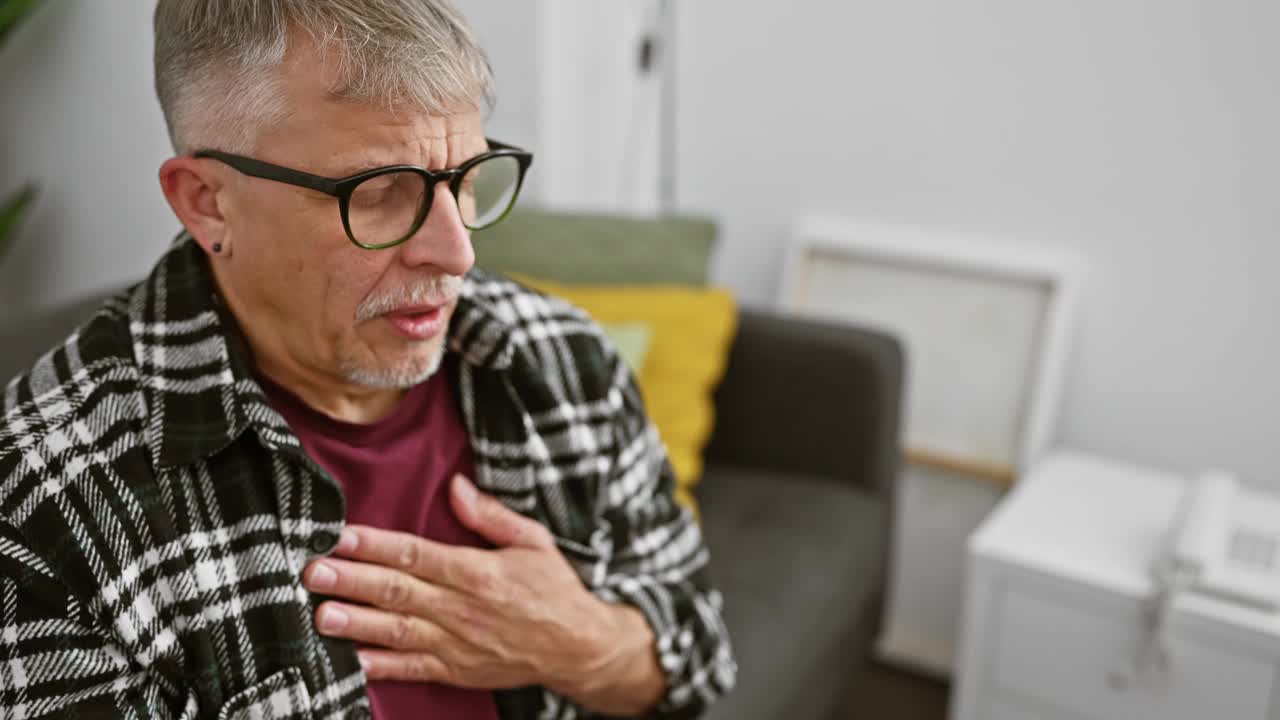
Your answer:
[600,321,654,374]
[472,207,717,286]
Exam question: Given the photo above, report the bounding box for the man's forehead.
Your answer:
[318,113,486,175]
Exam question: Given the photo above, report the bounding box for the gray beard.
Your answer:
[338,344,445,389]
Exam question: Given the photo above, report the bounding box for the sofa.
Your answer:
[1,263,903,720]
[699,308,902,719]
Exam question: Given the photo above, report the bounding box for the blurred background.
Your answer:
[2,2,1279,719]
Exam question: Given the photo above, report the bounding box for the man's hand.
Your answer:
[302,475,666,715]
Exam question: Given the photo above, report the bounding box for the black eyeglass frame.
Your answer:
[194,138,533,250]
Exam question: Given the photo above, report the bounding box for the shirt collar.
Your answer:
[132,235,518,469]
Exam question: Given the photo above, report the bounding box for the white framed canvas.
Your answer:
[779,215,1080,485]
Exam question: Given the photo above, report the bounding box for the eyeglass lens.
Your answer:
[346,154,522,246]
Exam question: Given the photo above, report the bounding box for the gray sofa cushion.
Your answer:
[1,292,115,387]
[697,463,889,719]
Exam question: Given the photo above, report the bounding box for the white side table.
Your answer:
[950,452,1280,720]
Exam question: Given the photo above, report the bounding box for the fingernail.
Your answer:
[454,475,477,507]
[308,562,337,590]
[357,653,371,672]
[318,604,349,633]
[336,529,358,553]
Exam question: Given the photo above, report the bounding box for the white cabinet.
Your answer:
[950,453,1280,720]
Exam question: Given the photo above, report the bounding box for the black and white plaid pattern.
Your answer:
[0,237,735,719]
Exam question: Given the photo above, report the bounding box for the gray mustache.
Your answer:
[355,275,464,323]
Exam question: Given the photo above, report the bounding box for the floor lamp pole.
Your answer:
[658,0,677,215]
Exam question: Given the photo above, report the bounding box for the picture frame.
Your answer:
[778,215,1081,487]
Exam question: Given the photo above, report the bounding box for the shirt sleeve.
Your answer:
[593,350,738,718]
[0,524,191,720]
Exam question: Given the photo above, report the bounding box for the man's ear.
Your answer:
[159,156,231,257]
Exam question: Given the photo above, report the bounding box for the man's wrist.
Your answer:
[555,599,667,715]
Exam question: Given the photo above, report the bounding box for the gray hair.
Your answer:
[154,0,495,154]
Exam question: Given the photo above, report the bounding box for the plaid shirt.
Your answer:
[0,237,735,719]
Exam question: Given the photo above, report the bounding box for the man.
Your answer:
[0,1,735,718]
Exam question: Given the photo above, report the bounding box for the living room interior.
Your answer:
[2,2,1279,719]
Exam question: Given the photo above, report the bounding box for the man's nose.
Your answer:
[395,181,475,277]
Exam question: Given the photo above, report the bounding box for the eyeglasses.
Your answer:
[195,139,533,250]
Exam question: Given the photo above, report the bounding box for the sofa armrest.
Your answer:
[704,308,904,498]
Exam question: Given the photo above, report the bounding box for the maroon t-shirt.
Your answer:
[259,356,500,720]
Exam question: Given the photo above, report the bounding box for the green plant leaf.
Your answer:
[0,0,42,50]
[0,184,37,263]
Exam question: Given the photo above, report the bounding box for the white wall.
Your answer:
[0,1,174,316]
[450,1,540,174]
[458,0,666,214]
[675,0,1280,487]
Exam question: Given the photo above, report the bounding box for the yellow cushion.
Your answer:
[512,274,738,518]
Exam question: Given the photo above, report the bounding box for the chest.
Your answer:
[267,370,481,544]
[68,362,613,716]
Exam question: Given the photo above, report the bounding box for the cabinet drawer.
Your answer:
[988,583,1276,720]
